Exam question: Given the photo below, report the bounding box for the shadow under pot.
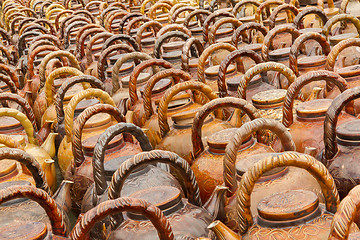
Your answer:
[106,150,228,240]
[221,118,323,232]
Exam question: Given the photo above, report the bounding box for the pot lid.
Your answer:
[336,64,360,78]
[82,133,124,156]
[257,190,319,222]
[330,33,359,46]
[83,112,112,129]
[0,116,23,132]
[0,159,17,178]
[74,99,99,116]
[216,36,232,44]
[238,15,256,23]
[295,99,332,119]
[171,103,202,127]
[62,83,84,102]
[240,43,262,52]
[0,181,31,206]
[154,91,191,108]
[336,119,360,142]
[162,41,184,52]
[190,26,203,35]
[252,89,287,109]
[141,36,155,46]
[215,27,233,37]
[205,64,236,78]
[268,47,291,61]
[7,135,25,146]
[139,78,172,95]
[121,72,150,87]
[226,74,262,92]
[207,128,253,153]
[162,50,182,61]
[297,55,326,68]
[0,222,48,240]
[299,28,322,34]
[0,81,9,90]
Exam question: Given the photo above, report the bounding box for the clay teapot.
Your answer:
[322,14,360,46]
[181,37,206,79]
[254,0,286,28]
[0,108,57,190]
[293,7,328,34]
[208,17,241,45]
[183,9,211,39]
[329,184,360,239]
[106,150,228,239]
[134,20,162,55]
[282,70,355,155]
[155,81,232,162]
[222,118,323,231]
[191,97,259,202]
[232,0,260,23]
[321,86,360,198]
[210,151,342,239]
[57,88,117,176]
[231,22,268,54]
[268,4,299,30]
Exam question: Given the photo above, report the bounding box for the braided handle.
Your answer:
[93,123,152,201]
[0,108,37,145]
[76,25,104,60]
[0,134,22,149]
[39,50,80,88]
[30,34,62,50]
[147,2,172,20]
[0,185,67,236]
[0,93,37,131]
[64,88,115,140]
[97,44,134,82]
[17,31,41,57]
[282,70,348,127]
[218,49,262,98]
[135,21,162,52]
[208,17,242,45]
[197,42,237,83]
[129,59,173,107]
[329,185,360,240]
[154,31,190,59]
[59,16,91,40]
[192,97,259,158]
[322,14,360,38]
[124,16,152,35]
[85,32,113,66]
[69,197,174,240]
[0,148,50,194]
[111,52,152,95]
[224,118,296,196]
[108,150,202,206]
[289,32,330,76]
[156,24,192,38]
[268,4,299,29]
[326,38,360,72]
[63,21,88,49]
[254,0,282,23]
[231,22,268,47]
[143,69,191,122]
[99,7,119,27]
[202,10,235,42]
[236,151,339,235]
[105,11,128,32]
[72,104,127,168]
[45,67,84,106]
[27,45,60,79]
[0,64,20,89]
[140,0,153,14]
[33,19,56,35]
[323,87,360,161]
[158,81,217,138]
[55,75,105,126]
[262,24,301,62]
[183,9,211,29]
[171,6,195,23]
[293,7,328,29]
[181,37,204,72]
[101,34,140,53]
[119,13,143,33]
[237,62,296,100]
[232,0,260,16]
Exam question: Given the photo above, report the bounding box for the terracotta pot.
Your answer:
[135,20,161,54]
[268,4,299,29]
[210,151,345,239]
[321,86,360,199]
[191,97,260,202]
[106,150,228,239]
[208,17,241,45]
[57,88,117,176]
[171,6,195,24]
[231,22,268,54]
[183,9,211,39]
[181,37,205,79]
[232,0,260,23]
[254,0,284,28]
[222,118,323,231]
[293,7,328,34]
[322,14,360,46]
[202,10,234,45]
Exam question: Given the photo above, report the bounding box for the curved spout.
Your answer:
[40,132,58,158]
[53,180,73,214]
[203,185,228,222]
[37,120,54,145]
[208,220,242,240]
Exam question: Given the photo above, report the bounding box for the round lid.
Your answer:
[121,72,150,87]
[162,41,184,52]
[0,159,17,178]
[0,116,23,132]
[238,15,256,23]
[216,36,232,44]
[336,119,360,142]
[299,28,322,34]
[269,47,291,61]
[226,74,262,91]
[207,128,253,153]
[111,61,134,74]
[298,55,326,68]
[190,26,203,34]
[205,64,236,77]
[240,43,262,52]
[0,222,48,240]
[139,78,172,95]
[0,81,9,91]
[215,27,233,37]
[162,50,182,61]
[171,106,199,122]
[82,133,124,156]
[295,99,332,119]
[257,190,319,221]
[155,91,191,109]
[62,83,84,102]
[330,33,359,46]
[336,64,360,78]
[83,112,112,129]
[252,89,287,108]
[74,99,99,115]
[141,36,155,46]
